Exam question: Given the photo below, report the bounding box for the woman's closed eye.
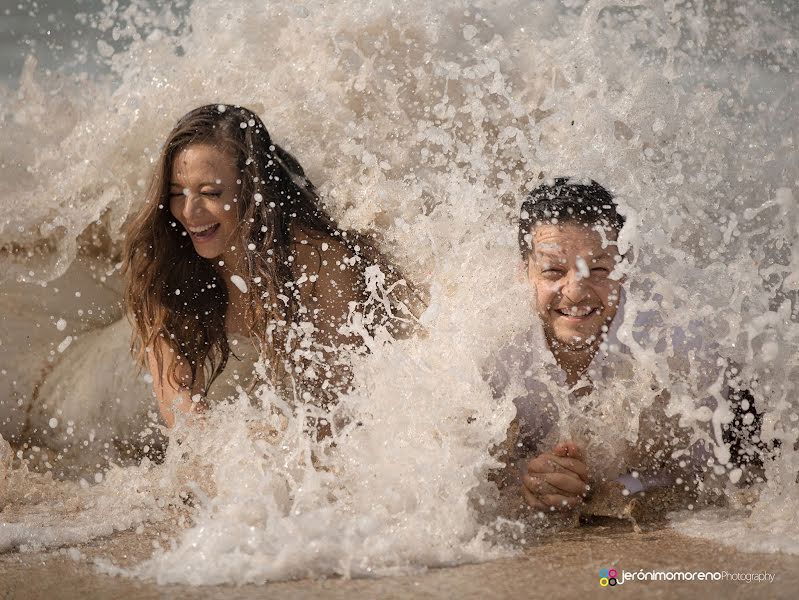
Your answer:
[168,189,222,198]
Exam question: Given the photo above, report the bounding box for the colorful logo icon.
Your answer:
[599,568,619,587]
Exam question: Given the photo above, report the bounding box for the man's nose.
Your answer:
[561,269,589,302]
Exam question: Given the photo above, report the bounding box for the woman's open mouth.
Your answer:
[187,223,220,242]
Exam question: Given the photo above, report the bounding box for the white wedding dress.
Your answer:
[1,256,263,472]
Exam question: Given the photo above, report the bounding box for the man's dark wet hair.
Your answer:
[518,177,625,260]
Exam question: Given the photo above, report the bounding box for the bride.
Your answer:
[123,104,417,428]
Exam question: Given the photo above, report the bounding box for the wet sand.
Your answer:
[1,521,795,599]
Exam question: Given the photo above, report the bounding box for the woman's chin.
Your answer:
[191,245,222,260]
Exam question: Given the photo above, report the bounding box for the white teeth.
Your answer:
[189,223,218,234]
[558,306,595,317]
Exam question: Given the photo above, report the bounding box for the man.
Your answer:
[491,177,764,516]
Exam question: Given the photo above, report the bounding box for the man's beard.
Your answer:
[546,327,605,353]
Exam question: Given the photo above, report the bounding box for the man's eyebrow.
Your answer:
[535,251,565,262]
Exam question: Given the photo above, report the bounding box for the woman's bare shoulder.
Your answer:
[291,226,362,287]
[289,225,366,342]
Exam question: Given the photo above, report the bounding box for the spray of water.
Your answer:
[0,0,797,583]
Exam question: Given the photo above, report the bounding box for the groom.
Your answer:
[493,178,765,514]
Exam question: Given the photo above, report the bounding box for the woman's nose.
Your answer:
[182,193,203,220]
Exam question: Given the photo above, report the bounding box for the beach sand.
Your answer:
[1,520,795,599]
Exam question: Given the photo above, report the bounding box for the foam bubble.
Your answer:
[230,275,248,294]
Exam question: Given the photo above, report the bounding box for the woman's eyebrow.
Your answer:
[168,181,225,188]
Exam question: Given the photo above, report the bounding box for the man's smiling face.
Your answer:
[527,222,623,350]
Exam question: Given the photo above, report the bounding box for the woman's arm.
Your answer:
[146,338,206,428]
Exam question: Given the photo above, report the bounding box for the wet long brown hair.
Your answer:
[123,104,416,398]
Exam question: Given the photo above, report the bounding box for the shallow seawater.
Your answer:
[0,0,797,586]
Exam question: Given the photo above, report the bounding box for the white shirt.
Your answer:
[487,291,733,490]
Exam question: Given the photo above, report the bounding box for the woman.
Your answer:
[123,104,417,428]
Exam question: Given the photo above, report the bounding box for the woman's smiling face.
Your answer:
[169,143,241,260]
[527,221,623,349]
